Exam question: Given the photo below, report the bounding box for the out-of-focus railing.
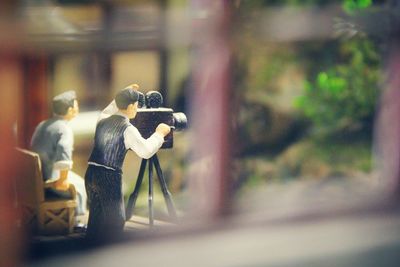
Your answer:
[2,1,400,266]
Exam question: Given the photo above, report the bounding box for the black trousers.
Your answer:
[85,165,125,241]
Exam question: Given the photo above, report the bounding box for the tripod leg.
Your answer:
[148,159,154,226]
[125,159,147,221]
[152,155,178,221]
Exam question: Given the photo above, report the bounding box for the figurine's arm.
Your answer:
[54,169,70,191]
[53,128,74,191]
[98,100,119,123]
[124,125,166,159]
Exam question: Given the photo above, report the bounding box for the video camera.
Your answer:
[130,91,188,149]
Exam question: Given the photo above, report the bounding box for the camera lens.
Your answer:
[137,91,145,108]
[172,112,188,131]
[145,91,163,108]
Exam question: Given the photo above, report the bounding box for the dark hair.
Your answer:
[115,88,139,109]
[52,90,76,116]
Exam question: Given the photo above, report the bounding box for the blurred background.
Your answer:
[2,0,400,266]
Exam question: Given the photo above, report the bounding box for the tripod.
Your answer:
[125,154,177,226]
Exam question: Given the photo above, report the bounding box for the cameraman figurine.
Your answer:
[85,86,170,241]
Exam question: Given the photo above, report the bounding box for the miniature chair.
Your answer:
[15,148,77,235]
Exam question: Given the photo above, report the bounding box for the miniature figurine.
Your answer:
[31,90,87,216]
[85,86,170,240]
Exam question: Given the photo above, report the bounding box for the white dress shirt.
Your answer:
[97,100,164,160]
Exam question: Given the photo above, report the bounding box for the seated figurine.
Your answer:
[31,90,87,217]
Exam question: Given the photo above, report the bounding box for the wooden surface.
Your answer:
[27,206,400,267]
[125,215,173,230]
[31,215,174,243]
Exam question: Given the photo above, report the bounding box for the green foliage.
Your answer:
[342,0,372,14]
[237,0,373,10]
[295,38,381,130]
[238,0,342,8]
[236,0,381,132]
[293,0,379,131]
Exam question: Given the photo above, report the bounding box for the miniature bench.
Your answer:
[15,148,77,235]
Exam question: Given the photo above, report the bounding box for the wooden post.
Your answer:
[188,0,233,219]
[374,0,400,199]
[158,0,169,104]
[95,2,113,107]
[0,2,26,265]
[17,55,50,149]
[0,53,23,267]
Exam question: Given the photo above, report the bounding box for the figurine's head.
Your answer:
[124,83,140,91]
[52,90,79,121]
[115,88,139,119]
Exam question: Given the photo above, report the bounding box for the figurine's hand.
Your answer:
[54,180,70,191]
[156,123,171,137]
